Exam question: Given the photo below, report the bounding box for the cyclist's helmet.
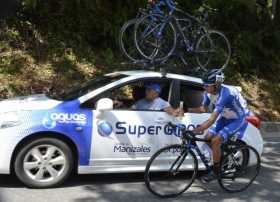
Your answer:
[202,69,225,85]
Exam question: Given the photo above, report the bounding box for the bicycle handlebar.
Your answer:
[167,122,195,136]
[167,122,210,143]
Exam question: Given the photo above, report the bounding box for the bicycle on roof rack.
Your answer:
[119,0,231,72]
[144,122,261,198]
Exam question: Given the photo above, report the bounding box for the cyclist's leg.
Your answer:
[201,119,225,182]
[205,133,213,146]
[218,118,248,143]
[201,118,246,183]
[211,135,223,169]
[207,118,228,172]
[212,118,247,174]
[206,117,225,145]
[210,117,247,160]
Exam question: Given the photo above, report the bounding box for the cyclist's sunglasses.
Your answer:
[203,83,215,88]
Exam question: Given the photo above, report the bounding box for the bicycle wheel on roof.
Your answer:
[196,30,231,71]
[134,13,177,63]
[119,19,145,62]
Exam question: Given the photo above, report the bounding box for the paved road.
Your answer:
[0,137,279,202]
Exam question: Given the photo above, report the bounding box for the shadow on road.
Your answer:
[0,138,279,202]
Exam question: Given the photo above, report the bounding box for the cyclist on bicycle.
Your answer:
[188,69,250,182]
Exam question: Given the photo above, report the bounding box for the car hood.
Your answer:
[0,94,62,112]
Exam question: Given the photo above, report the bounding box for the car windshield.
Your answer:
[47,73,127,101]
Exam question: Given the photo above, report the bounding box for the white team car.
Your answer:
[0,70,263,188]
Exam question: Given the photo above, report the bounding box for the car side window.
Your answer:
[180,82,204,112]
[81,79,171,110]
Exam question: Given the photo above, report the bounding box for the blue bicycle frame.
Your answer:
[187,141,213,172]
[140,0,176,44]
[140,0,197,53]
[173,124,213,172]
[152,0,176,14]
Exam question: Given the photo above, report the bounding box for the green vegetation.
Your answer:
[0,0,280,120]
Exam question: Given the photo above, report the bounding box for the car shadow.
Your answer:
[0,171,207,188]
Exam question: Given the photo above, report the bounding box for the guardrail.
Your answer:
[260,122,280,138]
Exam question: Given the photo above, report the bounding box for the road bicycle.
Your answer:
[119,0,171,63]
[144,122,261,198]
[134,0,231,71]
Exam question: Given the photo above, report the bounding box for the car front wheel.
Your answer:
[14,137,74,188]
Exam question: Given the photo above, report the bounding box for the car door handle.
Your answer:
[75,126,83,132]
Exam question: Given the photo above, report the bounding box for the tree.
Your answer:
[273,0,280,25]
[0,0,20,19]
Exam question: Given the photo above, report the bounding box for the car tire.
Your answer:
[14,137,74,188]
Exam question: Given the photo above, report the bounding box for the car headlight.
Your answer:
[0,111,21,129]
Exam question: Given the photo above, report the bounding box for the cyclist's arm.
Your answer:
[195,111,219,132]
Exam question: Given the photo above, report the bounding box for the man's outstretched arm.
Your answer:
[164,106,183,116]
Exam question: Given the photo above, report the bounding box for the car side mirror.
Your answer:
[96,98,113,111]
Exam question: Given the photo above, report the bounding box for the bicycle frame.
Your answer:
[143,12,209,56]
[178,129,242,173]
[139,0,210,51]
[183,137,213,172]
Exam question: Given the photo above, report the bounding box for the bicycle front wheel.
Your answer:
[196,30,231,70]
[145,144,198,198]
[218,145,261,193]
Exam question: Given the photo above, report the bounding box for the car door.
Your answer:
[85,78,184,172]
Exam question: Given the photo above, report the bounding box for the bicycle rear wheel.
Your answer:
[119,19,144,62]
[218,145,261,193]
[145,144,198,198]
[134,14,177,62]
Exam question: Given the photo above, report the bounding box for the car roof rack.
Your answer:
[120,61,205,78]
[160,68,167,77]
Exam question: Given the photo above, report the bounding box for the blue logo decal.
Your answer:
[42,117,56,129]
[98,121,113,137]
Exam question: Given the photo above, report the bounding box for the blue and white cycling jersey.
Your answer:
[203,85,251,141]
[203,85,250,120]
[202,93,218,112]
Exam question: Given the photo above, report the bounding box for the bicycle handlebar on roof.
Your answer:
[151,0,176,12]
